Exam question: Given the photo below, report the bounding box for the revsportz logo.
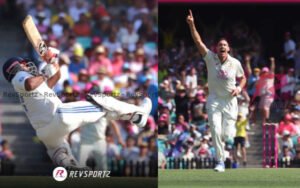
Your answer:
[53,167,111,182]
[53,167,67,181]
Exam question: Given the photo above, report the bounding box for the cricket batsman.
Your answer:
[187,10,246,172]
[2,48,152,169]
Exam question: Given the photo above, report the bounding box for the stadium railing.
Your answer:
[107,159,157,177]
[165,157,231,169]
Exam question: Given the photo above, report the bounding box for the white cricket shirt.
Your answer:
[203,50,244,97]
[11,71,62,129]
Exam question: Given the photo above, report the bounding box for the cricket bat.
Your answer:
[23,15,48,57]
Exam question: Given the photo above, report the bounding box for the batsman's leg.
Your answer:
[86,94,152,128]
[46,139,78,167]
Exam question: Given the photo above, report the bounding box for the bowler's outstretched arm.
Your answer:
[187,9,208,57]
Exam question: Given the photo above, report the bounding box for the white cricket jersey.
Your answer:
[80,117,108,142]
[11,71,62,129]
[203,50,244,97]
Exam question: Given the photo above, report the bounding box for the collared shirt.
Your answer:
[203,50,244,97]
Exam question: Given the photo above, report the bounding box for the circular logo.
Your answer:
[53,167,68,181]
[38,41,47,56]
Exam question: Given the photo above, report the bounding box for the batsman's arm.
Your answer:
[42,47,61,89]
[25,76,45,91]
[187,9,208,57]
[47,69,61,89]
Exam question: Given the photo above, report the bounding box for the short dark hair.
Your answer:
[217,37,229,44]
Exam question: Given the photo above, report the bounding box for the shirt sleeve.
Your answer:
[11,71,33,91]
[236,60,245,78]
[203,50,214,64]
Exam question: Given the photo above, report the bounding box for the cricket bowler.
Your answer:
[2,48,152,170]
[187,10,246,172]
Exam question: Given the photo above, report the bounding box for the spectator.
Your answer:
[233,113,248,167]
[103,32,122,57]
[282,32,296,68]
[29,1,51,20]
[35,11,50,35]
[52,12,69,38]
[68,0,88,23]
[64,35,82,57]
[88,45,113,76]
[69,46,85,75]
[92,16,111,41]
[279,145,294,167]
[130,48,145,74]
[121,136,139,162]
[158,151,166,169]
[72,13,91,37]
[111,47,125,77]
[278,114,298,137]
[175,86,189,121]
[148,136,157,159]
[185,67,197,95]
[175,114,189,132]
[0,140,14,160]
[158,114,169,135]
[281,68,296,109]
[190,91,206,124]
[0,140,15,175]
[278,130,294,152]
[106,134,121,160]
[195,136,212,159]
[245,55,260,126]
[178,144,194,160]
[127,0,149,22]
[95,67,114,93]
[77,69,89,91]
[51,10,74,28]
[255,57,276,124]
[121,22,139,52]
[294,43,300,78]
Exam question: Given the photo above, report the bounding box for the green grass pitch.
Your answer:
[0,177,157,188]
[159,169,300,188]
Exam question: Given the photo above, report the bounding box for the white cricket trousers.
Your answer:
[78,139,107,170]
[206,94,238,162]
[36,101,106,166]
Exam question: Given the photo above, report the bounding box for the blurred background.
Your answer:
[0,0,158,176]
[158,3,300,169]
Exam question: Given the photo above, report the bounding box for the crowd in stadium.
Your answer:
[158,20,300,168]
[0,0,158,174]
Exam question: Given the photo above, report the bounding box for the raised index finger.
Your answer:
[189,9,193,17]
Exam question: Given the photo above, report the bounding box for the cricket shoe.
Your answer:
[86,94,152,128]
[214,162,225,172]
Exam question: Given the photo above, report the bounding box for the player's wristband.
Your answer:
[237,86,242,92]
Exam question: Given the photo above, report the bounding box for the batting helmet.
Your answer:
[2,57,38,82]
